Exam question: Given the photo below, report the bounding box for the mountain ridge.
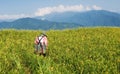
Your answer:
[44,10,120,26]
[0,17,81,30]
[0,10,120,30]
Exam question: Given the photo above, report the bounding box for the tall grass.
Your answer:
[0,28,120,74]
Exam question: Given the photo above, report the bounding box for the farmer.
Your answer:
[34,33,48,56]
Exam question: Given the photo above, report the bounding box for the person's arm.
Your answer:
[45,37,48,48]
[35,37,39,44]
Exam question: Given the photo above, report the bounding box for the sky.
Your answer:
[0,0,119,20]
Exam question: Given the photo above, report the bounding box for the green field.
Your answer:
[0,28,120,74]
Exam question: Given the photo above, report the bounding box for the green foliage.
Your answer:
[0,28,120,74]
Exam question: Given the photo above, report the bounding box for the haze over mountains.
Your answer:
[0,10,120,30]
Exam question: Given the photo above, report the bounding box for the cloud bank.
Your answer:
[35,5,84,16]
[0,14,30,20]
[35,5,102,16]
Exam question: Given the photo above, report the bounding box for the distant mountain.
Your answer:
[0,10,120,30]
[44,10,120,26]
[0,18,81,30]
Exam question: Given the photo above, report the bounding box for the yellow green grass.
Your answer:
[0,27,120,74]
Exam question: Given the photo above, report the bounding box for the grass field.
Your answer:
[0,27,120,74]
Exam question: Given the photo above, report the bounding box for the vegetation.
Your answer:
[0,27,120,74]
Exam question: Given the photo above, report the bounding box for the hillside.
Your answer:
[45,10,120,26]
[0,18,81,30]
[0,28,119,74]
[0,10,120,30]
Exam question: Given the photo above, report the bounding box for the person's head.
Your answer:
[36,36,39,38]
[41,32,47,37]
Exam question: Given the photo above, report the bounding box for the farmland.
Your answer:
[0,27,120,74]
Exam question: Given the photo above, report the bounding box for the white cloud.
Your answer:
[35,5,84,16]
[86,6,92,11]
[35,5,102,16]
[92,5,102,10]
[85,5,102,11]
[0,14,30,20]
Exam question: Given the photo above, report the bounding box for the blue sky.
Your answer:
[0,0,119,20]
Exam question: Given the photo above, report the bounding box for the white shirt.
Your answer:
[38,35,44,43]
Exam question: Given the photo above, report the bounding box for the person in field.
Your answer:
[34,33,48,56]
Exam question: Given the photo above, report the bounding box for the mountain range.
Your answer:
[0,18,81,30]
[0,10,120,30]
[44,10,120,26]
